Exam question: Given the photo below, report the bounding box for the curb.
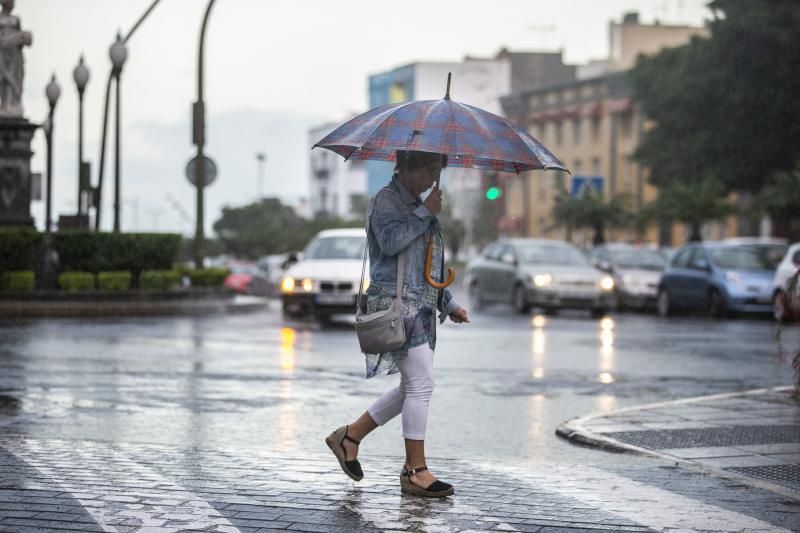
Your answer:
[556,386,800,501]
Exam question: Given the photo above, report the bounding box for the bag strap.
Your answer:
[356,198,405,317]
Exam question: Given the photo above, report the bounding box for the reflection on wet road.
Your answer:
[0,297,789,467]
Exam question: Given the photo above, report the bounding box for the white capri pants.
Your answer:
[366,343,435,440]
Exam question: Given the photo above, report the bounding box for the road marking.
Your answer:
[490,463,791,533]
[2,438,242,533]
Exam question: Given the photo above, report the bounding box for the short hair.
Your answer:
[395,150,448,173]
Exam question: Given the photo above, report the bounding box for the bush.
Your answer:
[0,228,42,272]
[97,271,132,291]
[187,267,228,287]
[53,232,183,284]
[139,270,181,290]
[1,270,35,291]
[58,271,95,292]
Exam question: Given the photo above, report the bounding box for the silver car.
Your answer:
[465,239,616,316]
[587,244,666,310]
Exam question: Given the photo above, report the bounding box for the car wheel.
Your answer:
[656,289,672,317]
[469,282,485,310]
[773,290,788,323]
[708,289,727,318]
[512,284,531,314]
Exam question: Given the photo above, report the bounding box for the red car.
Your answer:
[223,263,270,296]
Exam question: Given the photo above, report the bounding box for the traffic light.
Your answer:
[485,171,503,201]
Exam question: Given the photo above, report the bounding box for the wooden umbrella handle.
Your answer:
[425,237,455,289]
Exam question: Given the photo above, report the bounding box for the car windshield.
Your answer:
[741,244,787,269]
[229,265,258,275]
[304,237,365,260]
[610,249,666,270]
[710,247,771,270]
[518,244,588,265]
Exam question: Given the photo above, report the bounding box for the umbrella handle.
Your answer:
[425,237,455,289]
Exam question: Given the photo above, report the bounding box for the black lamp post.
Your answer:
[73,55,89,217]
[110,32,127,233]
[44,74,61,234]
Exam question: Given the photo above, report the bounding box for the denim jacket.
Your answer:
[366,175,460,320]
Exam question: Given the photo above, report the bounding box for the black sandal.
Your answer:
[400,465,454,497]
[325,425,363,481]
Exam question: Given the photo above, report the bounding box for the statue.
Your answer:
[0,0,31,117]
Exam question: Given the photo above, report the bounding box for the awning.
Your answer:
[581,102,602,119]
[607,97,632,114]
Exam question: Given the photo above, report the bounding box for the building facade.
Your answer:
[500,14,711,246]
[308,122,367,220]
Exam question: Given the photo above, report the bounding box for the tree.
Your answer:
[213,198,359,258]
[552,190,632,245]
[639,179,737,242]
[754,168,800,241]
[630,0,800,194]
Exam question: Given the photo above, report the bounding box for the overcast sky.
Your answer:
[20,0,711,235]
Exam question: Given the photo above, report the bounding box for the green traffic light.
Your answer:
[486,187,502,200]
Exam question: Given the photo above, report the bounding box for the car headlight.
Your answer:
[281,276,295,293]
[533,273,552,287]
[725,271,740,284]
[599,276,615,291]
[301,278,314,292]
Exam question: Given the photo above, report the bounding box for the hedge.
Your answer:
[97,271,132,291]
[187,267,228,287]
[139,269,181,290]
[53,232,182,284]
[1,270,35,291]
[0,228,42,273]
[58,271,95,292]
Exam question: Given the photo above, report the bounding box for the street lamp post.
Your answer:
[256,152,266,198]
[73,55,89,217]
[110,33,128,233]
[44,74,61,234]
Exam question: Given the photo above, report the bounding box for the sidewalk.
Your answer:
[557,386,800,501]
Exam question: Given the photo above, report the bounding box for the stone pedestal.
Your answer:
[0,117,37,227]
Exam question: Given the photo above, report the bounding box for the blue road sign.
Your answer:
[570,176,603,198]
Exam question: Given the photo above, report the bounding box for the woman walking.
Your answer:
[326,149,469,498]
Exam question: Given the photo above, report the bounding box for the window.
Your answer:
[688,248,710,271]
[620,112,633,137]
[555,122,563,145]
[573,159,582,176]
[591,117,601,141]
[592,157,601,176]
[573,119,582,145]
[671,248,692,268]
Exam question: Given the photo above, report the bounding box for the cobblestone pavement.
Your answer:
[559,387,800,502]
[1,435,799,533]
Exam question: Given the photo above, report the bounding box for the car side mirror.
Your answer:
[501,253,516,265]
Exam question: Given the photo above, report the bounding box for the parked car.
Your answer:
[587,243,666,310]
[724,237,788,269]
[280,228,366,324]
[223,262,271,296]
[657,242,774,318]
[464,239,616,316]
[771,242,800,322]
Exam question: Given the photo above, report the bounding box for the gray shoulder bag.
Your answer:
[354,206,406,354]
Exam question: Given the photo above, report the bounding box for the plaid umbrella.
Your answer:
[313,75,568,174]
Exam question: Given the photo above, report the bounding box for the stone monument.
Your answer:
[0,0,35,227]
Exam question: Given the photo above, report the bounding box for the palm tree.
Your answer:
[755,168,800,241]
[552,190,632,245]
[640,178,737,242]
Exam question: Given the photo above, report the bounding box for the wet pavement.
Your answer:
[0,293,798,531]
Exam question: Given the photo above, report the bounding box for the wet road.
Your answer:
[0,289,790,466]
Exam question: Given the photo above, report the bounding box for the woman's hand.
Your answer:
[423,184,442,215]
[449,308,469,323]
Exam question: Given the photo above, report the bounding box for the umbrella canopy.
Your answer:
[313,78,568,174]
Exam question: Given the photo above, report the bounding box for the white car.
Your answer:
[280,228,368,324]
[771,241,800,322]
